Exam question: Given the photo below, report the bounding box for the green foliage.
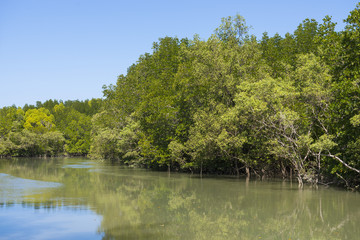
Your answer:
[0,107,24,138]
[214,14,249,45]
[2,129,64,157]
[350,114,360,127]
[53,103,92,155]
[2,6,360,188]
[87,8,360,188]
[294,18,319,54]
[0,99,101,157]
[310,134,337,152]
[23,108,56,133]
[90,115,140,164]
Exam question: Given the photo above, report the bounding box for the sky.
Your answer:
[0,0,358,108]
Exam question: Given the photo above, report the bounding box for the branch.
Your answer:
[336,172,350,189]
[324,152,360,174]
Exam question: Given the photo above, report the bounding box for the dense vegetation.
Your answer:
[0,99,102,157]
[1,4,360,188]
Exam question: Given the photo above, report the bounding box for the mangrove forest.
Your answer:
[1,4,360,189]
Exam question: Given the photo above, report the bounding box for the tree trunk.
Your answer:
[281,161,286,178]
[234,159,240,177]
[297,174,303,188]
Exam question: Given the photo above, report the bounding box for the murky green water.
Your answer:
[0,158,359,240]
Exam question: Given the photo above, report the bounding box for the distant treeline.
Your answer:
[1,3,360,189]
[0,99,102,157]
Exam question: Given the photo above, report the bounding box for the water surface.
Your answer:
[0,157,359,239]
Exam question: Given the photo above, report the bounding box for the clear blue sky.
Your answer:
[0,0,358,107]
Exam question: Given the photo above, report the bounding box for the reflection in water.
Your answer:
[0,157,359,240]
[0,204,102,240]
[0,173,61,202]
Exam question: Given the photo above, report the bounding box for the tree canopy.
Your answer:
[1,5,360,189]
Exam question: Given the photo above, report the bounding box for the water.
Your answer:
[0,158,359,240]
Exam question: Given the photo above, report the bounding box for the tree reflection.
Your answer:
[0,158,359,240]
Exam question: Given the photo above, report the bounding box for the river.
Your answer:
[0,157,359,239]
